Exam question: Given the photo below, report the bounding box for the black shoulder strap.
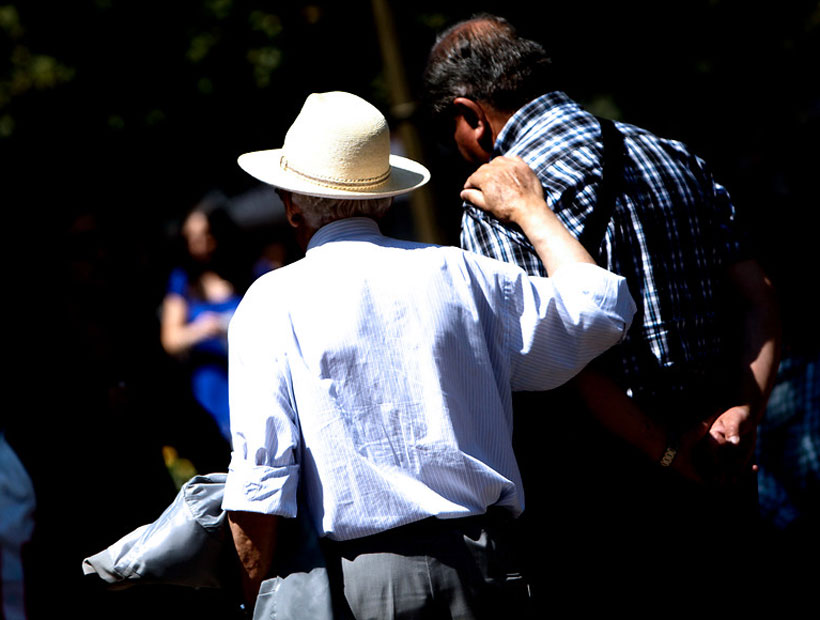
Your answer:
[577,117,625,263]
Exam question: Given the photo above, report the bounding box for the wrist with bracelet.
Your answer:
[659,429,679,468]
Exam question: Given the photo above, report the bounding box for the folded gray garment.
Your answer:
[81,472,334,619]
[253,568,333,620]
[82,473,231,589]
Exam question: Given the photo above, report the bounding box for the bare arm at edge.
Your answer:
[228,511,280,608]
[706,259,781,478]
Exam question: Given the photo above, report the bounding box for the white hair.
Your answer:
[290,193,393,229]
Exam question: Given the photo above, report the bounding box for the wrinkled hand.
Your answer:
[460,156,547,226]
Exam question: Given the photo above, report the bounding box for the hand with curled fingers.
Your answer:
[702,405,759,487]
[460,156,596,274]
[460,156,549,227]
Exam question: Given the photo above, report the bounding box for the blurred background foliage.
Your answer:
[2,0,817,250]
[1,1,817,617]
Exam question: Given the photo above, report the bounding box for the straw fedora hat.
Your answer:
[238,91,430,199]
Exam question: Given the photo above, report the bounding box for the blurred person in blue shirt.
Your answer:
[160,194,252,461]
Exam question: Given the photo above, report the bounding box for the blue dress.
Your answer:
[166,268,241,440]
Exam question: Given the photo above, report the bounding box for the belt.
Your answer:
[325,507,515,556]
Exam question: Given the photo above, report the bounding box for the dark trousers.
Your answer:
[513,396,761,612]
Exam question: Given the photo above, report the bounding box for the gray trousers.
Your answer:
[323,512,533,619]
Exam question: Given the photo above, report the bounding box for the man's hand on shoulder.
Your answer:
[461,156,595,274]
[460,155,546,228]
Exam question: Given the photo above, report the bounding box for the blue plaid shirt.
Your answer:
[462,92,748,419]
[756,353,820,529]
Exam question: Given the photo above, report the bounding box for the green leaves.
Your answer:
[0,4,75,136]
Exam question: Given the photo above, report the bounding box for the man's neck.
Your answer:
[295,223,319,252]
[485,107,514,146]
[305,217,382,252]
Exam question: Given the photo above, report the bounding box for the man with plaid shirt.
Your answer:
[424,13,781,597]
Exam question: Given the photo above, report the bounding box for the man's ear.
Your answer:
[281,191,303,228]
[452,97,494,163]
[454,97,484,129]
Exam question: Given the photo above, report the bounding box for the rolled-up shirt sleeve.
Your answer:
[507,262,636,391]
[222,285,300,517]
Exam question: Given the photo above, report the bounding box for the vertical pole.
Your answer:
[370,0,441,243]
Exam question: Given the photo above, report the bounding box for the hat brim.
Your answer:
[237,150,431,199]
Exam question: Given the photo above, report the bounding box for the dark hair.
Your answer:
[180,192,254,295]
[423,14,553,124]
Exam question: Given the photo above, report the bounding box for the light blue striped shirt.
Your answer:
[222,217,635,541]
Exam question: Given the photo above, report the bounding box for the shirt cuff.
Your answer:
[550,262,637,342]
[221,459,300,517]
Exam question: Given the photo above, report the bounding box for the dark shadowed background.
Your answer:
[1,1,817,617]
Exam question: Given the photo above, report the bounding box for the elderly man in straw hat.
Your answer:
[222,91,636,618]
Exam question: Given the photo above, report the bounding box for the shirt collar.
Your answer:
[494,91,576,155]
[307,217,383,252]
